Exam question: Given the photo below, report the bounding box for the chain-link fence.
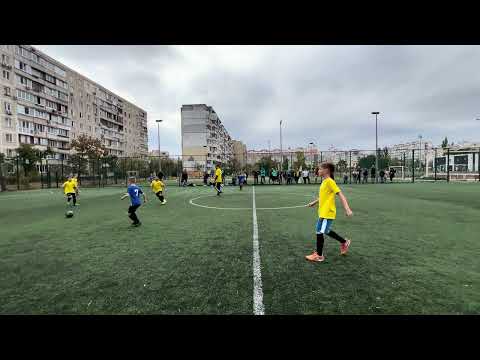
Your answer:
[1,147,479,191]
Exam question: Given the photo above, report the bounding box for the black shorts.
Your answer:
[155,191,163,196]
[66,192,76,199]
[128,204,141,213]
[215,182,222,190]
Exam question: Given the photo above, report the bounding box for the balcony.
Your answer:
[18,127,34,135]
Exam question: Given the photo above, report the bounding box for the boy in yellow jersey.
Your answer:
[305,162,353,262]
[214,164,223,196]
[151,176,167,204]
[62,176,77,207]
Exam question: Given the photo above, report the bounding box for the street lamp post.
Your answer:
[280,120,283,169]
[155,119,163,174]
[203,145,208,174]
[372,112,380,183]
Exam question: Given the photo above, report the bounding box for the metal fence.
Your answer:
[1,147,479,191]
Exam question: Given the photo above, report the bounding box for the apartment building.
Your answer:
[181,104,233,172]
[232,140,247,167]
[0,45,148,161]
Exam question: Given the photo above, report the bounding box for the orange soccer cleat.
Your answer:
[305,251,325,262]
[340,239,351,255]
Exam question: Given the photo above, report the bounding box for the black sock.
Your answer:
[130,212,140,224]
[327,230,346,244]
[316,233,324,255]
[73,195,76,206]
[159,195,164,202]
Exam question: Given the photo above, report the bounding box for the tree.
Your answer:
[70,134,107,177]
[358,154,376,169]
[71,134,107,159]
[16,144,40,176]
[36,146,54,160]
[293,151,307,170]
[441,137,448,149]
[0,153,6,191]
[256,156,279,172]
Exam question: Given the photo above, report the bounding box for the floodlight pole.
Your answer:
[156,119,163,173]
[372,112,380,183]
[279,120,283,168]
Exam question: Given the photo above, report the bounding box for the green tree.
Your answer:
[358,154,376,169]
[16,144,40,176]
[256,156,279,172]
[293,151,307,170]
[70,134,108,177]
[0,153,6,191]
[441,137,448,148]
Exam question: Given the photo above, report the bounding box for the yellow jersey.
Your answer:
[63,180,76,194]
[215,168,222,183]
[72,177,78,187]
[318,177,341,219]
[151,179,164,193]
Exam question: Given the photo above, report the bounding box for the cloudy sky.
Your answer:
[37,45,480,155]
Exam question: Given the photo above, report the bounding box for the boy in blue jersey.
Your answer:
[121,177,147,227]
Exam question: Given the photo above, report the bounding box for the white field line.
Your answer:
[252,186,265,315]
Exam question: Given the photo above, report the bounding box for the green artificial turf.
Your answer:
[0,182,479,314]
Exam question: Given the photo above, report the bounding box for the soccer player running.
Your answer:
[305,162,353,263]
[238,170,246,191]
[151,176,167,204]
[62,176,77,207]
[121,177,147,227]
[214,164,223,196]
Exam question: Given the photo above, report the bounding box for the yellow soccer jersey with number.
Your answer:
[318,177,341,219]
[63,180,76,194]
[215,168,222,183]
[151,179,164,193]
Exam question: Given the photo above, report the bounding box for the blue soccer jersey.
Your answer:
[127,184,143,206]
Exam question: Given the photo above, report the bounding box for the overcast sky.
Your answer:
[37,45,480,155]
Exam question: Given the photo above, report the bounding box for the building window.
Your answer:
[4,102,12,113]
[1,54,9,65]
[4,87,11,96]
[46,100,55,109]
[4,117,12,128]
[45,74,55,84]
[5,133,13,142]
[2,70,9,80]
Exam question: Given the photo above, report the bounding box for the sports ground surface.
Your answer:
[0,182,479,314]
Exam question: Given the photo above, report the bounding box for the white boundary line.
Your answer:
[188,193,308,211]
[252,186,265,315]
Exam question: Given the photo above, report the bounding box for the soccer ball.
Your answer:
[65,210,74,218]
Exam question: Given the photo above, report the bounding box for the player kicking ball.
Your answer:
[121,177,147,227]
[62,175,78,207]
[305,162,353,263]
[151,176,167,205]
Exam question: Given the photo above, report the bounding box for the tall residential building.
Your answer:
[0,45,148,160]
[232,140,247,167]
[181,104,233,172]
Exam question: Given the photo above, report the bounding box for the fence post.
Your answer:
[447,148,450,182]
[61,158,64,180]
[412,149,415,183]
[46,158,50,188]
[40,157,44,189]
[56,171,59,188]
[478,149,480,182]
[349,151,352,184]
[16,156,20,190]
[434,148,437,181]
